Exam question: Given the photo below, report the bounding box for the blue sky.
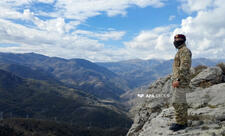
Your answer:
[85,1,182,30]
[78,0,187,46]
[0,0,224,62]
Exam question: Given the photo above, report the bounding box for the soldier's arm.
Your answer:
[178,49,192,81]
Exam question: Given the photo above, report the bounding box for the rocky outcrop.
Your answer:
[190,67,223,89]
[127,66,225,136]
[127,75,173,136]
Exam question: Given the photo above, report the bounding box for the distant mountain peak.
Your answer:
[0,52,128,100]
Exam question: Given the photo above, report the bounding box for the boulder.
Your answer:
[187,83,225,109]
[190,67,223,88]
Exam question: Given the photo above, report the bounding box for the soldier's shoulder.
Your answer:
[181,46,191,54]
[179,46,192,58]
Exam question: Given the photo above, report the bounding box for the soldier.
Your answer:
[169,34,192,131]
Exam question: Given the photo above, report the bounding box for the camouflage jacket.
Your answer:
[172,44,192,88]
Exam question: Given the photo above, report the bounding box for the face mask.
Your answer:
[173,40,184,49]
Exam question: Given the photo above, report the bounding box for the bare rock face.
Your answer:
[187,83,225,109]
[127,75,173,136]
[190,67,223,88]
[137,106,225,136]
[127,67,225,136]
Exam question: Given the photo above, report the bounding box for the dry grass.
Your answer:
[217,62,225,83]
[217,62,225,74]
[201,125,209,130]
[199,81,213,88]
[187,114,215,121]
[207,104,218,109]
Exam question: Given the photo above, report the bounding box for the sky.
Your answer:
[0,0,224,62]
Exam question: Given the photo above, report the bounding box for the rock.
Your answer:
[128,106,225,136]
[191,121,204,127]
[210,132,216,136]
[190,67,223,88]
[127,67,225,136]
[187,87,209,109]
[215,115,225,122]
[127,107,151,136]
[137,108,175,136]
[187,83,225,109]
[190,67,195,76]
[127,75,173,136]
[131,107,225,136]
[221,129,225,135]
[211,124,221,129]
[207,83,225,106]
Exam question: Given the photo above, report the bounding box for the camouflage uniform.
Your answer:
[172,43,192,125]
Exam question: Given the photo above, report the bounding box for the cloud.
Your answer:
[0,18,104,53]
[1,0,225,62]
[179,0,214,13]
[0,0,166,22]
[37,0,55,4]
[54,0,165,20]
[74,30,126,41]
[123,0,225,61]
[0,0,30,7]
[124,25,176,60]
[0,0,167,62]
[174,0,225,59]
[124,26,175,50]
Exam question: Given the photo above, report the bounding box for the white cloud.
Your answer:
[174,0,225,59]
[0,18,104,53]
[0,0,166,22]
[54,0,165,20]
[131,0,165,8]
[124,25,176,60]
[0,0,30,7]
[0,0,168,62]
[37,0,55,4]
[179,0,214,13]
[124,26,174,50]
[0,18,126,62]
[123,0,225,61]
[74,30,126,41]
[2,0,225,62]
[117,0,225,61]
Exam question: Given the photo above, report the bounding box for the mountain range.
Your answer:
[0,52,133,135]
[0,52,129,101]
[0,52,224,136]
[97,58,225,89]
[0,69,131,126]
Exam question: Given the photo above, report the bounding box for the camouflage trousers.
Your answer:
[172,87,188,125]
